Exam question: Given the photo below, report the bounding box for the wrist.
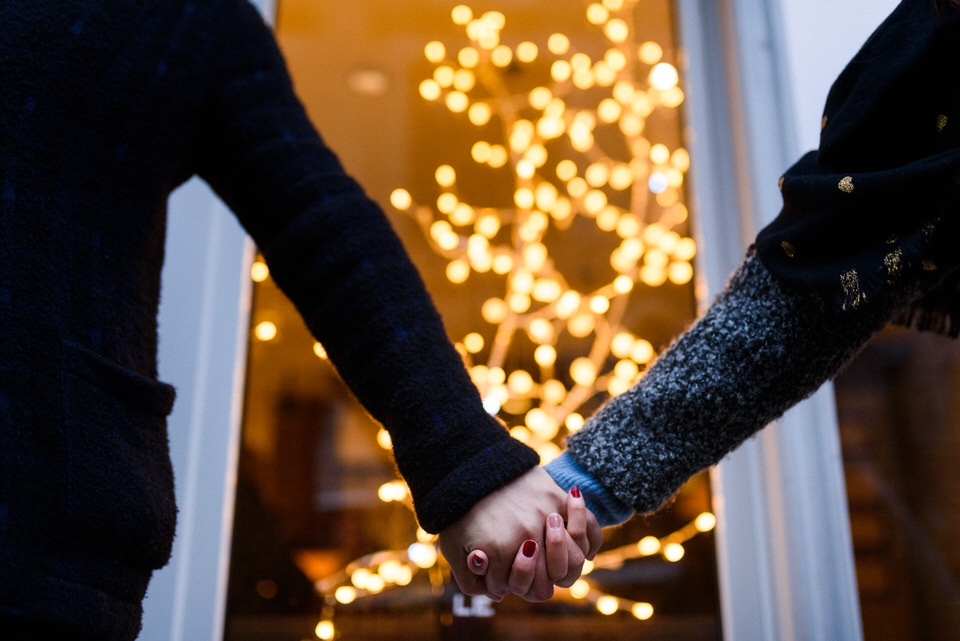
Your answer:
[544,452,633,526]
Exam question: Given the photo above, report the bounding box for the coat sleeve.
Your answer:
[191,0,537,533]
[563,253,939,514]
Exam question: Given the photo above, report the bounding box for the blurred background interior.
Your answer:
[220,1,960,640]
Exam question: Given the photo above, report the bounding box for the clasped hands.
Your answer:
[438,466,602,602]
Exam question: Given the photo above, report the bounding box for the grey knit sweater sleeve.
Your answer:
[562,253,929,515]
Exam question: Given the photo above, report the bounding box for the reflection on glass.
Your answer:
[224,1,720,639]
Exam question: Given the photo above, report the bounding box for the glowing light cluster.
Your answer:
[394,0,696,468]
[257,0,706,630]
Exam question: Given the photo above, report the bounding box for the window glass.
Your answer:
[224,1,720,639]
[835,327,960,641]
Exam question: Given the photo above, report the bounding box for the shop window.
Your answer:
[223,1,720,639]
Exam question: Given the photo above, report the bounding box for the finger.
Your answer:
[507,539,538,596]
[480,556,512,602]
[545,513,569,582]
[565,487,589,555]
[584,509,603,560]
[554,534,586,588]
[467,549,489,576]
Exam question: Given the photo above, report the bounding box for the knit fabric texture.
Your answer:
[0,1,536,637]
[563,254,942,514]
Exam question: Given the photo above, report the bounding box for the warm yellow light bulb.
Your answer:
[335,586,357,604]
[445,91,469,113]
[408,542,438,568]
[616,214,641,239]
[567,177,588,198]
[517,41,539,63]
[434,65,454,88]
[475,214,501,238]
[390,188,413,211]
[464,332,485,353]
[425,41,446,62]
[535,345,557,367]
[598,98,622,123]
[419,79,441,101]
[597,207,620,232]
[673,237,696,261]
[556,291,581,319]
[468,102,492,126]
[508,292,532,313]
[567,313,596,338]
[481,298,508,324]
[508,369,534,394]
[556,159,578,182]
[570,357,597,386]
[569,579,590,599]
[491,45,513,67]
[664,543,685,562]
[550,60,572,83]
[535,183,559,211]
[435,165,456,187]
[610,164,633,190]
[605,48,627,71]
[638,535,660,556]
[454,68,476,92]
[458,47,479,68]
[514,187,535,209]
[529,318,554,343]
[450,203,475,226]
[668,261,693,285]
[649,62,679,90]
[586,3,609,24]
[532,279,562,303]
[471,141,491,164]
[488,144,509,168]
[589,295,610,314]
[543,379,567,404]
[639,41,663,64]
[313,342,327,359]
[250,260,269,283]
[597,596,620,615]
[632,603,654,620]
[451,4,473,25]
[565,412,584,431]
[516,159,535,180]
[631,339,654,364]
[604,18,629,42]
[492,252,513,274]
[376,428,392,450]
[315,620,335,640]
[611,331,634,358]
[254,321,277,342]
[547,33,570,55]
[615,358,639,382]
[695,512,717,532]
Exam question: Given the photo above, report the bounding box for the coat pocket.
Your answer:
[60,341,178,570]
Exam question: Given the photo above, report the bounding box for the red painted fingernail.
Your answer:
[570,486,581,499]
[470,554,485,568]
[522,540,537,558]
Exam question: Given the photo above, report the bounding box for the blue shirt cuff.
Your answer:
[544,451,634,526]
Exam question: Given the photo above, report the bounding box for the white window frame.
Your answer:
[143,0,898,638]
[678,1,897,639]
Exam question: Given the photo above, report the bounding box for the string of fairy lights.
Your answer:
[251,1,711,637]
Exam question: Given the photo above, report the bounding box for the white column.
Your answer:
[675,0,895,638]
